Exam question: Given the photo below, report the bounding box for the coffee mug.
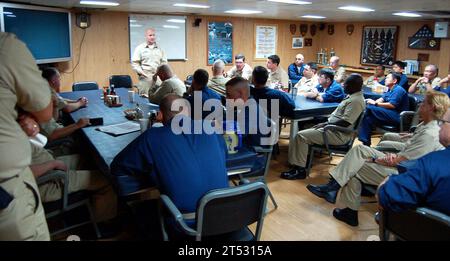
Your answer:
[128,90,135,103]
[139,118,149,133]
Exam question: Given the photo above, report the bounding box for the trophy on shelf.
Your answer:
[322,48,328,65]
[330,48,336,59]
[316,48,323,64]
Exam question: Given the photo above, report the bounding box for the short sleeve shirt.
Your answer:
[0,33,51,179]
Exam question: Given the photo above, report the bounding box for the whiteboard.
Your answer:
[129,14,186,61]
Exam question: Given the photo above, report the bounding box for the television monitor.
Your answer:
[0,2,72,64]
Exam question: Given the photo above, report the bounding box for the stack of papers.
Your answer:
[96,121,140,136]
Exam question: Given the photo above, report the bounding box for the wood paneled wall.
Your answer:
[317,21,450,78]
[58,12,450,92]
[58,12,320,91]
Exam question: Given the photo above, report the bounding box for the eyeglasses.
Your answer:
[437,119,450,126]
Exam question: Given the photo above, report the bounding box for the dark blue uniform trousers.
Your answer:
[358,105,400,146]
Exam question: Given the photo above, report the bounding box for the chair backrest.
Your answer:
[407,94,418,111]
[185,75,193,87]
[379,207,450,241]
[72,81,99,91]
[347,109,366,147]
[109,75,132,88]
[196,181,268,240]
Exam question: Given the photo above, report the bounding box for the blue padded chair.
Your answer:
[378,207,450,241]
[72,81,99,91]
[226,145,278,211]
[37,170,101,239]
[109,75,132,89]
[159,181,268,241]
[305,110,365,176]
[379,94,418,133]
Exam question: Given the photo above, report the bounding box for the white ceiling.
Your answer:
[7,0,450,21]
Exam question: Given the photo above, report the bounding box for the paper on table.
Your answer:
[96,121,141,136]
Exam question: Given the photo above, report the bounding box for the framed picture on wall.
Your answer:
[254,24,277,60]
[292,37,304,49]
[361,26,398,66]
[207,21,233,65]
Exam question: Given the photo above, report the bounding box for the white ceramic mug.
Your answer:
[139,118,149,133]
[128,90,135,103]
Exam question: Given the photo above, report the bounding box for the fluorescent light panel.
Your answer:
[167,19,185,23]
[173,3,210,8]
[225,9,262,14]
[301,15,326,19]
[268,0,311,4]
[338,6,374,12]
[393,12,422,17]
[80,1,120,6]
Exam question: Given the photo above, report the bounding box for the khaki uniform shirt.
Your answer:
[364,75,386,87]
[295,74,319,93]
[0,33,51,181]
[332,66,347,83]
[268,67,289,89]
[39,118,63,138]
[148,76,186,104]
[132,42,167,77]
[398,120,443,160]
[207,76,228,95]
[415,77,441,94]
[226,63,252,80]
[328,91,366,139]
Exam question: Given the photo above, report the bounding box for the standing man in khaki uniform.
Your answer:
[226,54,253,80]
[208,59,229,95]
[132,28,168,95]
[281,74,366,180]
[307,90,449,226]
[408,64,441,94]
[148,64,186,105]
[266,54,289,90]
[329,56,346,84]
[0,32,53,240]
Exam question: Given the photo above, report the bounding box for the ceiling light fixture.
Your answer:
[225,9,262,15]
[393,12,422,17]
[79,1,120,6]
[268,0,312,4]
[173,3,210,9]
[301,15,326,19]
[338,6,374,12]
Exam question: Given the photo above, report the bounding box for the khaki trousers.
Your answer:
[288,128,350,167]
[0,167,50,241]
[377,133,408,151]
[38,154,117,222]
[330,145,398,210]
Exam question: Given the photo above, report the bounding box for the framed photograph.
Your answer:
[361,26,398,66]
[207,21,233,65]
[254,24,277,60]
[292,37,304,49]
